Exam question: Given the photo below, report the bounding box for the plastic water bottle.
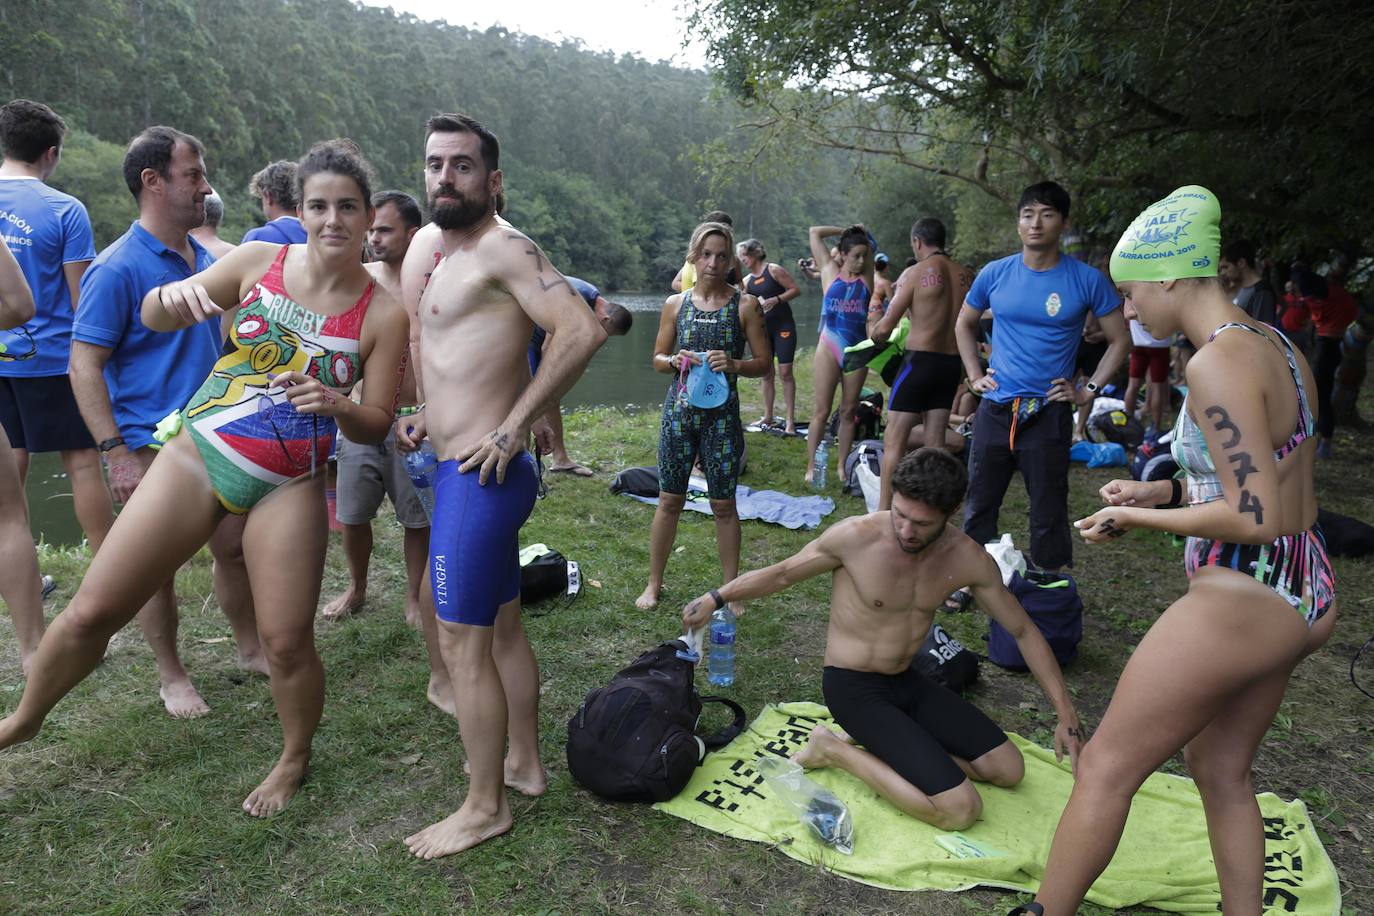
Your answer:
[812,437,831,490]
[707,605,737,686]
[402,440,438,521]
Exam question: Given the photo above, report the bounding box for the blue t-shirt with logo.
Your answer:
[241,216,306,245]
[73,222,221,449]
[0,176,96,376]
[965,252,1120,403]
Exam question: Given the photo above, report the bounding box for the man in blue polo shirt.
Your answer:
[0,99,115,552]
[527,275,632,476]
[71,126,265,718]
[241,160,306,245]
[954,182,1130,572]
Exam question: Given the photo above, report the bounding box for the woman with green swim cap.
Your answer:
[1010,187,1338,916]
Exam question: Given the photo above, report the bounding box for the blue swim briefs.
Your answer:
[428,453,538,626]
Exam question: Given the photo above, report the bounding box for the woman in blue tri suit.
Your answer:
[804,224,874,485]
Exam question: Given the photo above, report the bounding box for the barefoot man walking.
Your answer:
[683,448,1082,829]
[400,113,604,858]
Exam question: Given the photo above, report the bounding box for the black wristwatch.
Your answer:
[97,436,125,453]
[1084,381,1101,395]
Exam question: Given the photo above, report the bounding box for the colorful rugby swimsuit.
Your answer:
[1171,321,1335,625]
[182,245,372,513]
[819,274,869,366]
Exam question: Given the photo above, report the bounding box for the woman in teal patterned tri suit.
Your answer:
[635,221,771,610]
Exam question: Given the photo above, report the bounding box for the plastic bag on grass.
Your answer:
[755,755,854,854]
[984,533,1026,586]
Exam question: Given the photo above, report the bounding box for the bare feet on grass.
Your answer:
[405,797,513,860]
[461,757,548,796]
[634,583,661,610]
[242,754,308,817]
[0,713,40,750]
[235,651,271,677]
[426,675,457,717]
[321,584,366,620]
[159,679,210,718]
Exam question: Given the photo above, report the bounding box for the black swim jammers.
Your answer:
[822,664,1008,796]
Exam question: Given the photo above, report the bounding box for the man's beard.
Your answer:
[429,187,489,230]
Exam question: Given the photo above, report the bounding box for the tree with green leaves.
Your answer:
[691,0,1374,256]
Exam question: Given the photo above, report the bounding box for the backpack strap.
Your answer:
[697,695,746,749]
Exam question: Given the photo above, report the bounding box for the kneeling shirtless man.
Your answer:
[683,448,1082,829]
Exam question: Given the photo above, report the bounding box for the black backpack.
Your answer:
[1131,437,1178,481]
[912,622,980,693]
[842,439,884,496]
[519,546,582,607]
[567,640,746,802]
[1090,408,1145,449]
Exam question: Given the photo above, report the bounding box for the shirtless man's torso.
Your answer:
[683,448,1080,831]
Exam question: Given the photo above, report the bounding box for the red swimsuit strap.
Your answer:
[259,244,292,293]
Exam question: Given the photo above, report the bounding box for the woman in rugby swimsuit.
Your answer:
[738,238,801,433]
[0,140,410,818]
[635,221,771,611]
[805,224,873,485]
[1012,187,1338,916]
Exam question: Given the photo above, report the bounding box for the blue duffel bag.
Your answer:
[988,569,1083,670]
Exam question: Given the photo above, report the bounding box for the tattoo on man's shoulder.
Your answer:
[510,236,577,297]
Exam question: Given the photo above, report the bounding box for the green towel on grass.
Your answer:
[654,702,1340,914]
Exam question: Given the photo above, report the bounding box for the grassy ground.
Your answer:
[2,352,1372,915]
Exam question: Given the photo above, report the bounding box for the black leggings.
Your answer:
[822,665,1008,796]
[1314,335,1342,438]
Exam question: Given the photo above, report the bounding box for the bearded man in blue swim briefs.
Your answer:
[396,113,605,859]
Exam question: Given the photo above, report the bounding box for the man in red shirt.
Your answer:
[1299,258,1358,458]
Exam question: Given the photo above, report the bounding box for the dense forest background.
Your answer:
[1,0,977,289]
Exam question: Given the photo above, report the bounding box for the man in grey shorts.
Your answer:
[321,191,428,623]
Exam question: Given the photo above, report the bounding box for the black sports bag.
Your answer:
[567,640,745,802]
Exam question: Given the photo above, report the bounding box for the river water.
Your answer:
[25,290,826,545]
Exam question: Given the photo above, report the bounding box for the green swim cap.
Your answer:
[1110,185,1220,283]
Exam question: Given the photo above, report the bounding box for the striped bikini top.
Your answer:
[1171,322,1314,504]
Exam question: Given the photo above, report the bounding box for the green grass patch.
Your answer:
[3,352,1373,913]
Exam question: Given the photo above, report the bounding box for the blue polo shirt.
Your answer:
[242,216,306,245]
[965,252,1120,403]
[529,276,600,370]
[73,222,221,449]
[0,175,96,376]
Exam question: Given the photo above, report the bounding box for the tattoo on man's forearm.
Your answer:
[1067,727,1080,738]
[1239,490,1265,525]
[1099,517,1128,538]
[390,349,409,415]
[1204,405,1242,449]
[1227,450,1259,488]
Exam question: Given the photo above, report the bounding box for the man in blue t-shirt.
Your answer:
[0,99,115,551]
[71,125,265,717]
[241,160,307,245]
[527,275,632,476]
[954,182,1130,571]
